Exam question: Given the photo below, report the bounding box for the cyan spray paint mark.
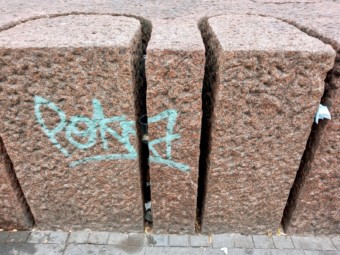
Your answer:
[149,156,190,172]
[148,109,179,159]
[34,96,190,172]
[34,96,69,157]
[66,116,97,150]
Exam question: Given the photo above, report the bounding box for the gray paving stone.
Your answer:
[64,244,145,255]
[303,251,339,255]
[253,249,305,254]
[149,234,169,247]
[292,236,336,251]
[145,247,203,255]
[209,249,302,255]
[68,231,89,244]
[332,237,340,250]
[169,235,189,247]
[88,231,110,245]
[212,233,234,248]
[191,235,211,247]
[108,232,128,246]
[128,233,147,246]
[27,231,50,243]
[273,236,295,249]
[0,243,65,255]
[233,234,254,249]
[6,231,30,243]
[203,248,227,255]
[47,232,69,244]
[220,248,255,255]
[0,231,10,242]
[253,235,275,249]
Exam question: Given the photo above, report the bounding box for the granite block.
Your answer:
[285,49,340,235]
[0,14,144,231]
[0,138,32,230]
[146,19,205,234]
[202,14,335,234]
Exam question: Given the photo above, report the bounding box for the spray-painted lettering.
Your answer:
[34,96,190,172]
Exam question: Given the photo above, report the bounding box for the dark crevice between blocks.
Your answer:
[196,17,221,233]
[0,137,35,229]
[279,19,339,233]
[131,18,153,232]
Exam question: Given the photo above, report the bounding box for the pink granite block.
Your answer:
[0,14,144,231]
[202,14,335,234]
[146,19,205,234]
[0,138,33,230]
[286,48,340,235]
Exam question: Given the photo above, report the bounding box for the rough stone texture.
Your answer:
[285,47,340,236]
[0,15,145,231]
[146,19,205,234]
[0,0,339,236]
[202,14,335,234]
[0,138,33,230]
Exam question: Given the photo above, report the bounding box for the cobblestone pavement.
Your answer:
[0,231,339,254]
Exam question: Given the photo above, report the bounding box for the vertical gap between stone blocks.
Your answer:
[0,137,35,229]
[196,17,221,233]
[131,18,153,232]
[278,18,339,233]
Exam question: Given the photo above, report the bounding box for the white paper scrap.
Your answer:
[145,201,152,210]
[315,104,331,124]
[220,247,228,254]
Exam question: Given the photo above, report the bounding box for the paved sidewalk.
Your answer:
[0,231,339,254]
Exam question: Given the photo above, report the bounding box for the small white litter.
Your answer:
[145,201,152,210]
[315,104,331,124]
[220,247,228,254]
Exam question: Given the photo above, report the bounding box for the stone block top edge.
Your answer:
[147,19,205,51]
[0,14,141,49]
[208,14,335,54]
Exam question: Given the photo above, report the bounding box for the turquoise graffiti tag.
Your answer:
[148,110,190,172]
[34,96,190,172]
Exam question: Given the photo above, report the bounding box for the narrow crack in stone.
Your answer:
[131,17,153,231]
[195,17,222,233]
[0,137,35,229]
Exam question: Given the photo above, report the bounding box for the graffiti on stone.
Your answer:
[34,96,190,172]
